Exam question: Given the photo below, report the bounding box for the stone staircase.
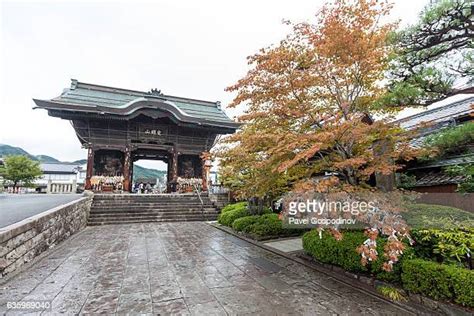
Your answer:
[88,193,220,226]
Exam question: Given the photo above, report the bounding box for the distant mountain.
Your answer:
[133,165,167,181]
[35,155,60,163]
[0,144,167,179]
[0,144,36,160]
[72,159,87,165]
[0,144,81,164]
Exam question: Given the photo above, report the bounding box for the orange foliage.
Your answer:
[218,0,422,269]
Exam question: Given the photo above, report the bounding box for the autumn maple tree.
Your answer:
[217,0,431,271]
[220,0,419,192]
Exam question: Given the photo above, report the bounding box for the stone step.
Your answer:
[88,194,219,226]
[88,214,218,223]
[92,196,211,200]
[92,195,209,200]
[92,200,213,206]
[89,214,217,223]
[91,204,214,210]
[87,217,217,226]
[89,210,219,217]
[91,201,212,205]
[90,209,218,214]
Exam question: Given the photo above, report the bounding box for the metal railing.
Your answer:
[209,184,229,194]
[192,184,205,220]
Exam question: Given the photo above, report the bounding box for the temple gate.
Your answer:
[34,80,238,193]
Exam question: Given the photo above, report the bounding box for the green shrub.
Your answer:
[445,164,474,193]
[302,230,414,283]
[377,286,407,302]
[218,207,249,227]
[401,259,474,307]
[303,230,367,272]
[411,228,474,266]
[221,201,248,213]
[231,213,302,238]
[260,206,273,214]
[451,265,474,307]
[248,214,283,237]
[232,215,259,232]
[247,205,273,215]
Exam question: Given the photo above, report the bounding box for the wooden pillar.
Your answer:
[201,152,210,192]
[167,147,179,193]
[85,147,94,190]
[167,154,172,193]
[172,149,178,182]
[123,147,131,192]
[172,147,179,192]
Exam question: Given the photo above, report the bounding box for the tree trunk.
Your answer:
[258,198,264,215]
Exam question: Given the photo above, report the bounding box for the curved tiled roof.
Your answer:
[33,79,239,130]
[397,96,474,130]
[414,172,465,187]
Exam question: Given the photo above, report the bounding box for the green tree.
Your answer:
[0,155,42,189]
[446,164,474,193]
[382,0,473,107]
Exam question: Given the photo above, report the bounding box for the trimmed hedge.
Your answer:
[402,259,474,307]
[221,202,248,214]
[231,213,302,238]
[302,230,413,283]
[248,213,301,238]
[218,207,249,227]
[218,202,275,228]
[249,214,284,237]
[232,215,260,232]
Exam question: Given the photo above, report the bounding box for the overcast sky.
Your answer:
[0,0,429,169]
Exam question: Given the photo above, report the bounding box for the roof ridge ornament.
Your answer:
[71,79,78,90]
[148,88,163,96]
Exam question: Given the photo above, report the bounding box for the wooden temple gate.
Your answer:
[34,80,238,193]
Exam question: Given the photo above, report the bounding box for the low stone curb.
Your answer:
[209,222,459,316]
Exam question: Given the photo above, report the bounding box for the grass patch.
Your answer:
[402,203,474,230]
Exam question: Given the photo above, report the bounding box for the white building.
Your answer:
[36,163,87,193]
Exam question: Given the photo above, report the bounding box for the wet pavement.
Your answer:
[0,222,410,315]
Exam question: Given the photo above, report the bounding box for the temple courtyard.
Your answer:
[0,222,412,315]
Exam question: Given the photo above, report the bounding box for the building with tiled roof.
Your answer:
[34,80,239,193]
[397,96,474,192]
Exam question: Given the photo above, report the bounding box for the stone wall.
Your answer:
[209,192,230,209]
[0,195,93,278]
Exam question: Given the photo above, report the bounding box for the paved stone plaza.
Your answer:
[0,223,410,315]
